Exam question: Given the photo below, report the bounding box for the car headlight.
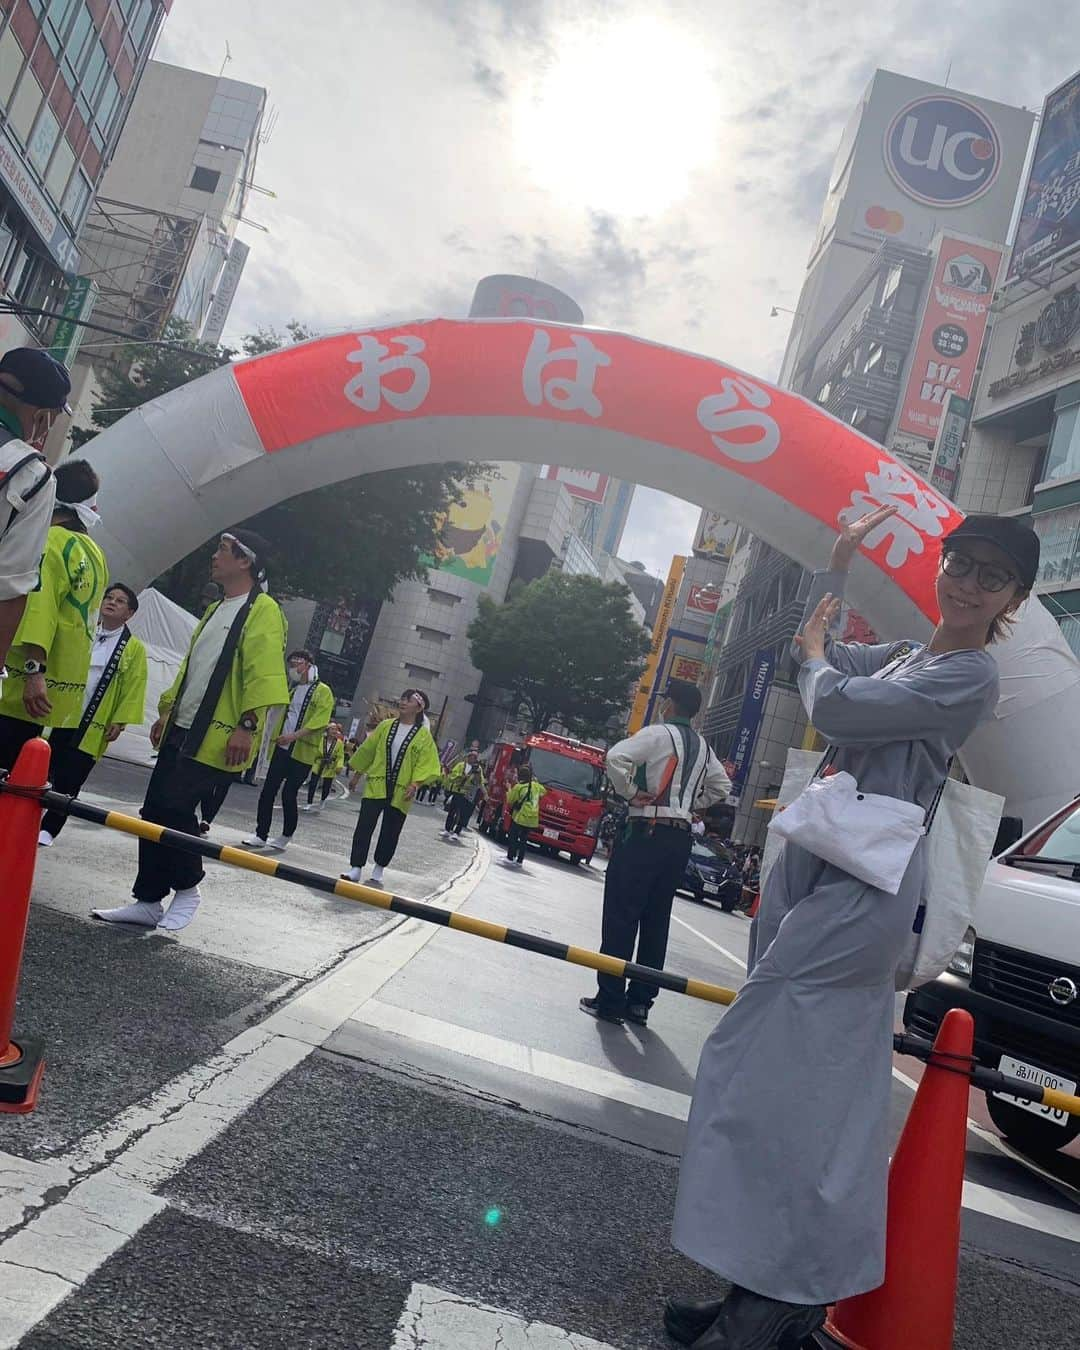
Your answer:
[947,927,977,978]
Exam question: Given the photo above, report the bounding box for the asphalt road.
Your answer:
[0,762,1078,1348]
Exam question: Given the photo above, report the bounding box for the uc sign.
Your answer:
[884,96,1001,207]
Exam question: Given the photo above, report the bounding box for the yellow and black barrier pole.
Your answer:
[40,790,739,1009]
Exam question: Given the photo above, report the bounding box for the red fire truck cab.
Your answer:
[479,731,606,864]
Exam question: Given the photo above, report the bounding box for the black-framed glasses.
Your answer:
[941,549,1015,594]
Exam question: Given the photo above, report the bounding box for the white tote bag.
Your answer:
[765,748,1003,989]
[768,769,926,895]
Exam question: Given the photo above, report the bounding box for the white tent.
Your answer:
[106,587,197,766]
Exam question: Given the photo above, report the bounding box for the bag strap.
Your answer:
[813,648,918,781]
[75,626,131,742]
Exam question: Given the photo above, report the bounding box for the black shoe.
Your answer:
[694,1287,826,1349]
[663,1295,724,1345]
[625,1002,650,1026]
[579,996,624,1025]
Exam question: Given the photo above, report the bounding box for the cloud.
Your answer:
[471,60,507,100]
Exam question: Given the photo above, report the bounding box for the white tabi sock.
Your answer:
[92,900,164,927]
[370,865,385,884]
[158,887,202,931]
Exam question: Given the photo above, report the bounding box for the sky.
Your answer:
[155,0,1077,575]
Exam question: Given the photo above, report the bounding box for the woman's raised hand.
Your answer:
[794,593,842,663]
[829,506,897,572]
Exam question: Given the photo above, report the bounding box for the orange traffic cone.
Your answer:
[815,1007,974,1350]
[0,737,50,1114]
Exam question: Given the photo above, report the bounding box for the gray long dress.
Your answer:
[671,570,999,1305]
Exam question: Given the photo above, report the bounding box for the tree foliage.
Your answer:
[71,318,492,608]
[468,572,650,735]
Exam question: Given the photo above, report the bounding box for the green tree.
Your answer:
[468,572,650,735]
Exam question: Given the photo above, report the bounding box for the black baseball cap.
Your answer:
[0,348,72,413]
[944,515,1040,590]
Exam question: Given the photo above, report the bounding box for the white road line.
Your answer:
[0,845,490,1349]
[962,1179,1080,1244]
[351,999,692,1120]
[670,911,749,973]
[391,1282,617,1349]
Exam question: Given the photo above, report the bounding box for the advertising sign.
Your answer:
[685,583,722,618]
[729,649,775,793]
[670,655,705,683]
[928,393,972,498]
[1008,71,1080,280]
[626,555,686,734]
[693,508,736,558]
[49,276,98,366]
[303,595,381,697]
[427,467,518,588]
[0,128,78,273]
[896,235,1003,441]
[884,96,1002,208]
[201,239,251,345]
[542,465,610,504]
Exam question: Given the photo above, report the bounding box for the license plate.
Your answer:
[542,828,559,840]
[703,882,720,895]
[993,1055,1077,1126]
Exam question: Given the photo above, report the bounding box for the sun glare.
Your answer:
[513,16,721,217]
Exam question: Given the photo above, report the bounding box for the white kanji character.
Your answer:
[840,460,952,569]
[343,334,430,413]
[522,330,611,417]
[697,376,781,463]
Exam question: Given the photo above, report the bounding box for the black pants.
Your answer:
[40,726,97,838]
[445,792,474,835]
[507,820,530,863]
[256,746,310,839]
[596,823,692,1012]
[199,778,231,826]
[350,796,407,868]
[306,772,334,804]
[0,713,43,771]
[133,728,232,901]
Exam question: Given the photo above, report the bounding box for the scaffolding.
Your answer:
[76,197,203,343]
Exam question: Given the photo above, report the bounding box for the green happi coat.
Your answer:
[268,679,335,767]
[78,630,149,759]
[159,592,289,772]
[348,716,441,814]
[313,732,346,780]
[0,524,108,728]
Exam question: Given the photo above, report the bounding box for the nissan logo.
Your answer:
[1048,977,1079,1006]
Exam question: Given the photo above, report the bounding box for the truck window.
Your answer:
[1012,797,1080,867]
[528,748,603,798]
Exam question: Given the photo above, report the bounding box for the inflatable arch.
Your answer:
[88,318,1080,824]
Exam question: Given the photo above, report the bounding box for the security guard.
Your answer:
[580,679,730,1026]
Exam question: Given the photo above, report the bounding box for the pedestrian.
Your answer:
[341,688,441,887]
[0,459,106,769]
[92,531,288,931]
[302,721,346,812]
[38,583,147,847]
[665,508,1034,1349]
[243,648,333,851]
[504,764,546,867]
[580,678,730,1028]
[441,748,485,841]
[0,348,70,673]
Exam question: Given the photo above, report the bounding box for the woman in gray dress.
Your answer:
[665,508,1040,1349]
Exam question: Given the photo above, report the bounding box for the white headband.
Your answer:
[57,498,100,532]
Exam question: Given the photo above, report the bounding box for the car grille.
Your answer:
[971,941,1080,1030]
[905,1002,1080,1081]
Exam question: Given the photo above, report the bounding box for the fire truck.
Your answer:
[478,731,607,864]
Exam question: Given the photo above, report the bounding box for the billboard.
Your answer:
[729,649,775,794]
[817,71,1034,259]
[542,465,609,503]
[670,654,705,683]
[685,582,722,618]
[427,468,518,588]
[469,275,584,324]
[928,393,972,499]
[1008,71,1080,280]
[202,239,251,345]
[895,234,1003,442]
[627,555,685,734]
[693,508,736,558]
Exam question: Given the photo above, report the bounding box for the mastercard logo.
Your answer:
[865,205,905,234]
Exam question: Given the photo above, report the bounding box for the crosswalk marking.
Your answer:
[391,1282,617,1349]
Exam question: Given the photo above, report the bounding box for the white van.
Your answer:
[903,792,1080,1155]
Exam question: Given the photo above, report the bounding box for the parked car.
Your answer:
[903,791,1080,1155]
[679,840,742,910]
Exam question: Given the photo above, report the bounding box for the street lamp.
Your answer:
[770,305,801,318]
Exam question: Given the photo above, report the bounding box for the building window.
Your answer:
[128,0,154,49]
[190,165,222,193]
[61,6,95,89]
[1046,403,1080,483]
[61,168,91,231]
[426,587,460,606]
[0,27,25,108]
[404,664,439,682]
[8,71,43,145]
[415,626,451,643]
[864,343,883,373]
[44,132,75,201]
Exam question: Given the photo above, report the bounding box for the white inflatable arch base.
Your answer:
[88,318,1080,824]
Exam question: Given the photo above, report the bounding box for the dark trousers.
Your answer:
[0,713,42,771]
[597,823,692,1011]
[199,779,231,827]
[256,746,310,839]
[350,796,407,868]
[445,791,474,835]
[507,820,530,863]
[40,726,97,838]
[306,772,334,804]
[133,728,232,901]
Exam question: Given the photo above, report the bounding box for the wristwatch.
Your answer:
[238,714,258,733]
[22,659,46,676]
